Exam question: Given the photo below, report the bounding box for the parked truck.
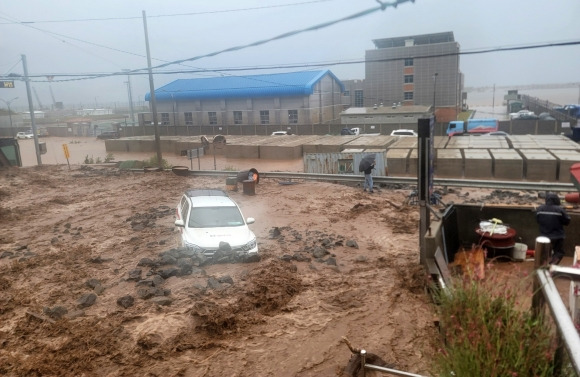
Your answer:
[446,118,499,136]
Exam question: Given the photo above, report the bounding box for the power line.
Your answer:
[1,56,22,76]
[0,0,335,24]
[0,13,127,69]
[0,12,231,80]
[0,0,416,83]
[145,0,413,72]
[5,39,579,82]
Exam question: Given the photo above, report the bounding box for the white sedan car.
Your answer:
[174,189,258,257]
[390,129,418,137]
[16,132,33,139]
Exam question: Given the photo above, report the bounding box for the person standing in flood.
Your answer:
[359,154,377,193]
[362,162,375,193]
[536,192,571,265]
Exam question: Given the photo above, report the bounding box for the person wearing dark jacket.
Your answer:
[536,192,571,265]
[363,161,375,193]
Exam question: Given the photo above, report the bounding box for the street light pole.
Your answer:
[432,73,438,120]
[0,97,18,137]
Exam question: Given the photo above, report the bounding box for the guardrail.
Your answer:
[182,170,574,192]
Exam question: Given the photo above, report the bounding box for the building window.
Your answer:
[404,58,414,66]
[404,75,414,83]
[233,111,242,125]
[404,92,414,100]
[161,113,170,125]
[184,112,193,125]
[354,90,364,107]
[338,159,354,174]
[288,110,298,124]
[208,112,217,125]
[343,90,350,96]
[260,110,269,125]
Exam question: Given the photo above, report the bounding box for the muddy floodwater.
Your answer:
[1,137,575,376]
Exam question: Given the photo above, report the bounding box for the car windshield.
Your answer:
[188,206,245,228]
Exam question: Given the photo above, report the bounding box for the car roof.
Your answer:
[185,189,228,197]
[184,189,236,207]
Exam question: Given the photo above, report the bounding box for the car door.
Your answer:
[178,196,189,223]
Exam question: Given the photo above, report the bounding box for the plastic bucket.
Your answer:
[565,192,580,204]
[511,243,527,262]
[143,166,163,173]
[171,166,190,176]
[226,176,238,191]
[242,180,256,195]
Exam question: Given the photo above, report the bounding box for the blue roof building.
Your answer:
[143,70,345,127]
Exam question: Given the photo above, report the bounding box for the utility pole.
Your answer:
[492,84,496,115]
[142,10,163,168]
[22,54,42,165]
[432,73,438,119]
[123,69,136,127]
[0,97,18,137]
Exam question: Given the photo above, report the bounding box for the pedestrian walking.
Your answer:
[536,192,571,265]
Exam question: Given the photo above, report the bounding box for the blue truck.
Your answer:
[555,104,580,119]
[446,118,499,136]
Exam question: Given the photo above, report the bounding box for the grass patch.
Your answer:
[432,275,564,377]
[143,155,171,169]
[117,156,171,170]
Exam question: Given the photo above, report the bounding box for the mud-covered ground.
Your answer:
[0,164,442,376]
[1,141,575,376]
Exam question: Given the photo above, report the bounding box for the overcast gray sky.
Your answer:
[1,0,579,110]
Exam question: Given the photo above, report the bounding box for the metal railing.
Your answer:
[359,350,428,377]
[531,238,580,376]
[182,170,573,192]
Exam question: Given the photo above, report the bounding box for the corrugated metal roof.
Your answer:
[341,105,431,114]
[146,70,345,101]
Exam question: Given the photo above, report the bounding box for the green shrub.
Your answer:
[433,275,559,377]
[143,155,171,169]
[118,160,145,170]
[104,153,115,163]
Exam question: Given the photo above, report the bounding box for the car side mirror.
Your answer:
[246,217,255,225]
[174,219,185,227]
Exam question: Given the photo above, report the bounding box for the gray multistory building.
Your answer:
[363,31,463,122]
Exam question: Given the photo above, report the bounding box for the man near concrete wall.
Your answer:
[536,192,571,265]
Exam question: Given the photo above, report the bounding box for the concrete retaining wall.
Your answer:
[519,149,557,181]
[105,135,580,181]
[489,149,524,180]
[464,149,492,179]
